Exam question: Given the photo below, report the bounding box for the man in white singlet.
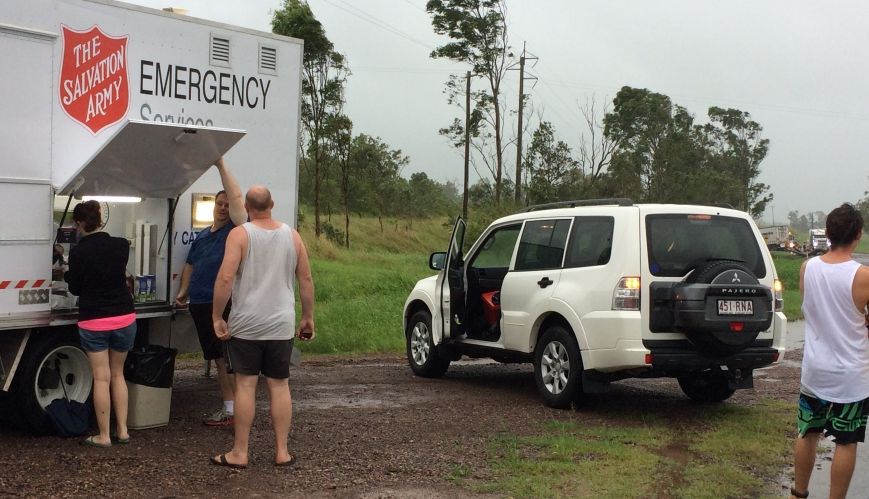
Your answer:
[791,203,869,499]
[209,185,315,469]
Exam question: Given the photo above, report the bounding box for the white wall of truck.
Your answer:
[0,0,302,431]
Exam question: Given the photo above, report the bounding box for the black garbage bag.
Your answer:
[124,345,177,388]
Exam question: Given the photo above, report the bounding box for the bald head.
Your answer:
[245,185,273,212]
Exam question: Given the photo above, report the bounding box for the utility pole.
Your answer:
[463,70,471,221]
[515,50,525,205]
[511,43,536,205]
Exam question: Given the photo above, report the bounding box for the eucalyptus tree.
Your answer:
[702,107,771,217]
[272,0,349,237]
[427,0,513,205]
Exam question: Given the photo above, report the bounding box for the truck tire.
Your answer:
[9,330,93,434]
[534,324,583,409]
[677,370,735,402]
[406,310,450,378]
[678,260,771,356]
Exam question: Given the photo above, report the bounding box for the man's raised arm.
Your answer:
[215,157,246,226]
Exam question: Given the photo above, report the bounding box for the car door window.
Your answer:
[470,225,521,270]
[564,216,615,268]
[514,219,571,271]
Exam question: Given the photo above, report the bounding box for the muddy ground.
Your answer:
[0,349,802,498]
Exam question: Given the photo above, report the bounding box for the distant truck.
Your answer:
[759,225,793,251]
[759,225,802,253]
[807,228,829,255]
[0,0,302,431]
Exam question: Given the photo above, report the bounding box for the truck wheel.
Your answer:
[682,260,767,356]
[10,331,93,433]
[534,324,583,409]
[677,371,735,402]
[406,310,450,378]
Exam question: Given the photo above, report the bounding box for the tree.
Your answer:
[703,107,771,217]
[324,114,353,247]
[272,0,349,238]
[427,0,513,205]
[349,135,409,231]
[603,86,704,203]
[576,96,618,196]
[858,180,869,227]
[523,121,578,204]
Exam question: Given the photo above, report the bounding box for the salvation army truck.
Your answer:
[0,0,302,431]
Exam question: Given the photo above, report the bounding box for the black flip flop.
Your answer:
[210,453,247,469]
[274,454,297,467]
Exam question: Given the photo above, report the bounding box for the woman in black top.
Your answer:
[65,201,136,447]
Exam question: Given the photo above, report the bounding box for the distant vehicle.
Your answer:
[759,225,795,251]
[808,228,829,255]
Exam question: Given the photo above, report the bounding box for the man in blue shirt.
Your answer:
[175,157,246,426]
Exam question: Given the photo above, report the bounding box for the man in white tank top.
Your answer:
[209,185,315,469]
[791,203,869,499]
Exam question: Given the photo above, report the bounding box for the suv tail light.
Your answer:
[773,279,783,311]
[613,276,641,311]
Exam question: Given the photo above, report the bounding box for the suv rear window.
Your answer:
[515,219,571,271]
[646,214,766,278]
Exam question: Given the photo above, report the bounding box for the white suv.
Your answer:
[402,199,787,408]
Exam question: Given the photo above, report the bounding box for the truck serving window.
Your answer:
[646,214,766,278]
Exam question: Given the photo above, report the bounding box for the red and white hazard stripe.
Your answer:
[0,279,49,290]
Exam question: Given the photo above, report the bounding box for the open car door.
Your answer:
[59,120,245,198]
[438,217,466,341]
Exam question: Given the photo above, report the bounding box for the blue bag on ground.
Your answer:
[124,345,178,388]
[45,398,91,437]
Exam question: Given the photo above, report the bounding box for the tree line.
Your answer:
[274,1,869,249]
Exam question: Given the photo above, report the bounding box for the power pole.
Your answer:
[463,71,471,221]
[511,43,537,205]
[514,51,525,205]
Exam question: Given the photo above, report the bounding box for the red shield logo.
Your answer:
[59,25,129,135]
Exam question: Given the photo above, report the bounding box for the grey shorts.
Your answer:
[225,337,293,379]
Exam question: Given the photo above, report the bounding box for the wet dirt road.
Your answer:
[0,348,804,498]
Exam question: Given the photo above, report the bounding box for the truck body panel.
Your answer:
[0,0,302,422]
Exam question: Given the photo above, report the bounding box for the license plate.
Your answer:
[717,299,753,316]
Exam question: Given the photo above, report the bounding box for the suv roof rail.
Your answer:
[521,198,634,212]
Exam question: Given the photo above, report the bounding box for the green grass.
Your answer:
[858,235,869,253]
[467,400,793,499]
[293,214,449,354]
[771,253,804,320]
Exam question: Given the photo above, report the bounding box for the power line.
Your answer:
[318,0,435,51]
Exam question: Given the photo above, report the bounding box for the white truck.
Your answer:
[759,225,791,251]
[0,0,302,431]
[807,228,829,255]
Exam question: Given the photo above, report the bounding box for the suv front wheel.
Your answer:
[406,310,450,378]
[534,325,583,409]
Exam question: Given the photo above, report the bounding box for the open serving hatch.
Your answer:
[59,120,246,198]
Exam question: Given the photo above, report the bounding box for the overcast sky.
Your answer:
[122,0,869,222]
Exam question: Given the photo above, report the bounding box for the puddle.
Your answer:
[293,383,428,410]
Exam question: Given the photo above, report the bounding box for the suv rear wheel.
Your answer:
[406,310,450,378]
[534,325,583,409]
[677,369,735,402]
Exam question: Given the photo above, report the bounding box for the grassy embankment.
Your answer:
[294,214,449,354]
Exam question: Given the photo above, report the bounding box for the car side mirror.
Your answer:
[429,252,446,270]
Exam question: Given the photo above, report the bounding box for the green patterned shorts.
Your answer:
[797,392,868,444]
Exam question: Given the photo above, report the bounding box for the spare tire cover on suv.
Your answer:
[671,260,773,356]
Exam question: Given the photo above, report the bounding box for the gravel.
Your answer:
[0,349,802,498]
